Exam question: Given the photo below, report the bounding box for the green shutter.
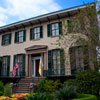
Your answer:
[60,48,65,75]
[1,35,4,46]
[69,47,76,75]
[22,54,25,77]
[40,26,43,38]
[15,32,18,43]
[83,46,89,70]
[47,24,51,37]
[13,55,16,67]
[7,56,10,76]
[30,28,33,40]
[48,50,53,76]
[67,20,71,33]
[9,33,12,44]
[0,57,2,76]
[23,30,26,41]
[59,22,62,35]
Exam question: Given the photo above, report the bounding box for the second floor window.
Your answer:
[15,30,26,43]
[47,22,62,37]
[2,34,11,46]
[30,26,43,40]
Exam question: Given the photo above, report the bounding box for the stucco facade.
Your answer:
[0,3,95,77]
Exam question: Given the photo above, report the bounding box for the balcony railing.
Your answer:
[0,71,25,78]
[44,68,65,77]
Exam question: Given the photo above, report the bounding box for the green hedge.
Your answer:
[72,94,97,100]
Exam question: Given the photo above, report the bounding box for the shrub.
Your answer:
[0,81,4,95]
[75,70,100,96]
[28,92,54,100]
[55,85,78,100]
[72,94,97,100]
[36,79,61,93]
[4,83,12,97]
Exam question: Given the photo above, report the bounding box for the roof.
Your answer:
[0,3,94,34]
[25,45,48,51]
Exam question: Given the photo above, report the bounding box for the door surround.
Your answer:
[25,45,48,77]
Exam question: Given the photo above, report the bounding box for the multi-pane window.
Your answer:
[14,54,25,77]
[18,31,24,42]
[48,49,65,76]
[1,56,10,77]
[15,30,26,43]
[70,46,89,75]
[2,34,11,46]
[67,19,81,33]
[47,22,62,37]
[51,23,59,36]
[30,26,43,40]
[52,50,61,75]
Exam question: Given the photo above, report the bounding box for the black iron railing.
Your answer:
[44,68,65,77]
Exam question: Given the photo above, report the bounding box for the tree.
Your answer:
[55,2,100,72]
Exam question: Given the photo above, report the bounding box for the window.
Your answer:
[0,56,10,77]
[51,23,59,36]
[70,46,89,75]
[47,22,62,37]
[15,30,26,43]
[52,50,61,75]
[14,54,25,77]
[30,26,43,40]
[2,34,11,46]
[48,49,65,76]
[67,19,81,33]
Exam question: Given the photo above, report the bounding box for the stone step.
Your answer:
[14,77,45,93]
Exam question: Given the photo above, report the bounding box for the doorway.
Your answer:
[31,57,40,77]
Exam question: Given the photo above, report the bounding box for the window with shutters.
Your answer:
[30,26,43,40]
[1,56,10,77]
[48,49,65,76]
[67,19,81,33]
[47,22,62,37]
[14,54,25,77]
[70,46,89,75]
[2,34,11,46]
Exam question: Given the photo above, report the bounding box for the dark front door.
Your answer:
[36,59,40,76]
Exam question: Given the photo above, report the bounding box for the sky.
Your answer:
[0,0,95,27]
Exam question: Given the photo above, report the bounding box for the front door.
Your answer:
[31,57,40,77]
[36,59,40,77]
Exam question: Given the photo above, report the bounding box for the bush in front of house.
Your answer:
[72,94,97,100]
[4,83,12,97]
[0,81,4,96]
[55,85,78,100]
[36,79,61,93]
[75,70,100,96]
[27,92,54,100]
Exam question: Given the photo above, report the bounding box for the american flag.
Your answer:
[13,61,18,77]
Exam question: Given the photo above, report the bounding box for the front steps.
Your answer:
[15,77,45,93]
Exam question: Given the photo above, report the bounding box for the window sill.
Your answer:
[2,44,11,46]
[15,41,25,44]
[50,35,59,38]
[30,38,41,41]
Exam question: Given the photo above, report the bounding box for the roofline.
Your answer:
[0,2,95,30]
